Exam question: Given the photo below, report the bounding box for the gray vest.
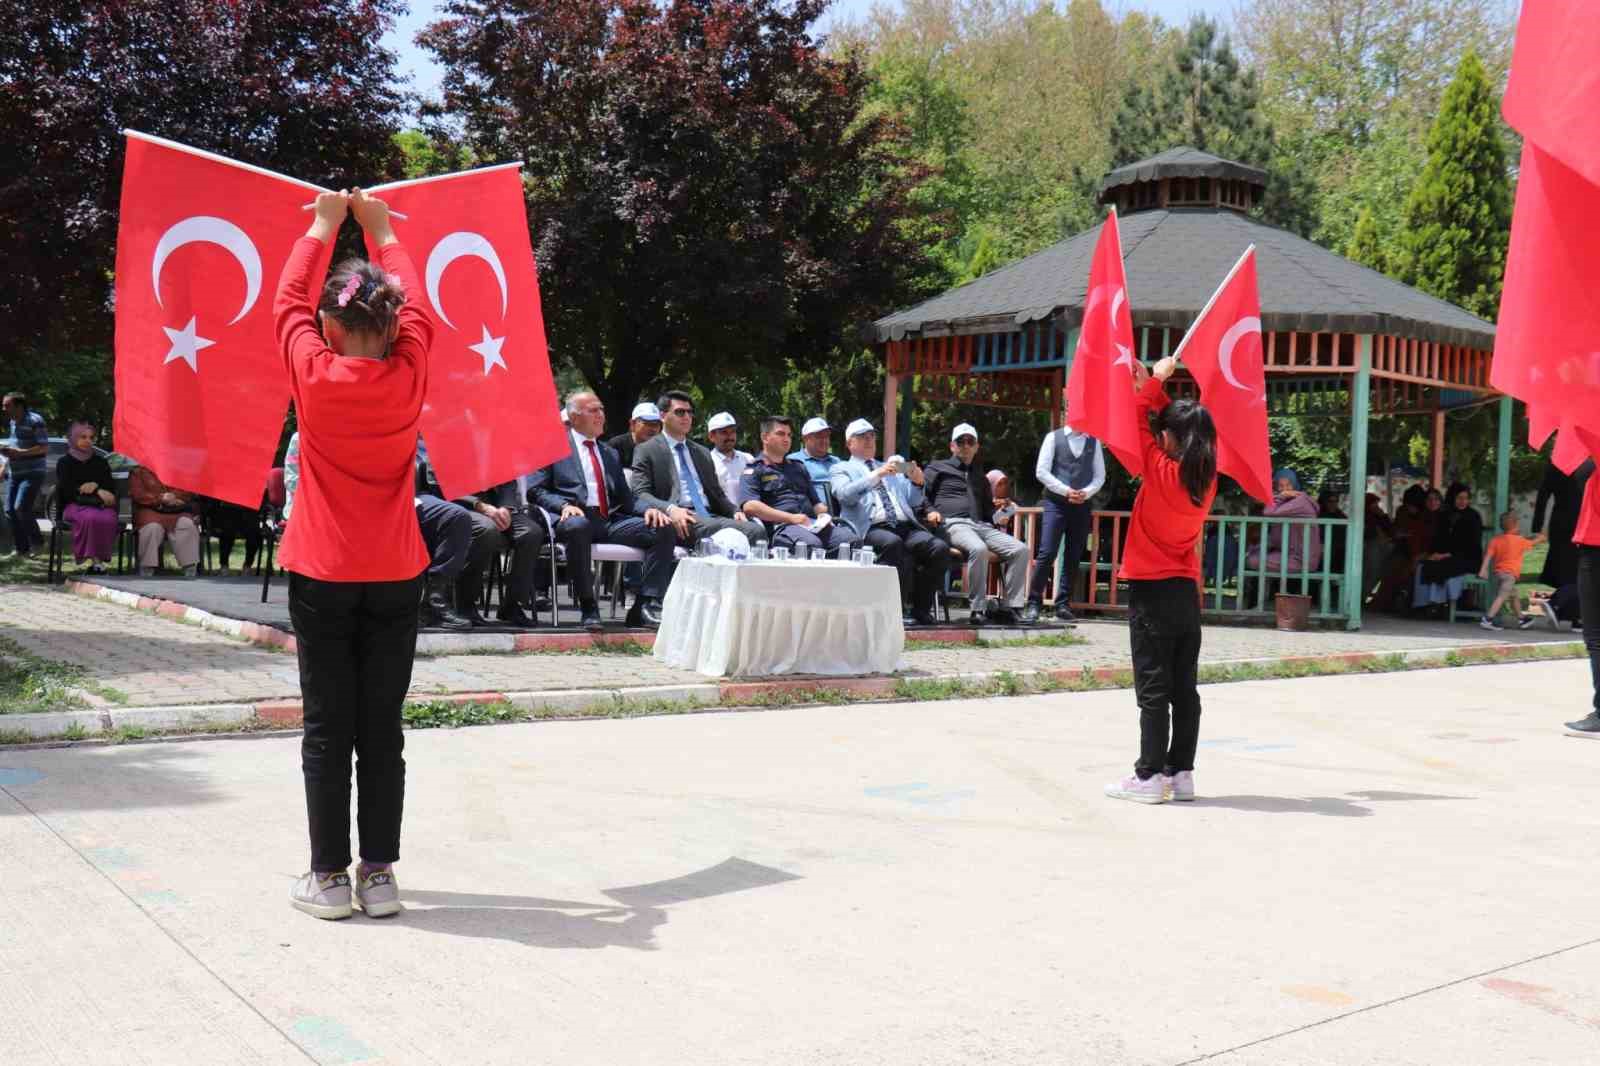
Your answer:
[1050,429,1098,496]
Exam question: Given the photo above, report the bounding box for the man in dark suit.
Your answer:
[630,388,764,556]
[529,390,676,630]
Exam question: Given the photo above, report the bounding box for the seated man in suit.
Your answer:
[631,388,763,554]
[830,418,950,626]
[530,390,676,630]
[738,415,857,557]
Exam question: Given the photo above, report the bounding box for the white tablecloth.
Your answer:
[652,557,905,677]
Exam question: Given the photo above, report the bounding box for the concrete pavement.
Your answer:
[1,658,1596,1065]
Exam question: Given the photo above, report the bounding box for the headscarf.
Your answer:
[67,421,95,462]
[1272,467,1301,493]
[986,469,1008,496]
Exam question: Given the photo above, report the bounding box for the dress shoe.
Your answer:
[422,581,473,631]
[496,604,537,629]
[1055,604,1077,624]
[626,598,663,628]
[533,592,554,612]
[986,603,1020,626]
[913,609,939,627]
[1020,602,1041,625]
[579,604,604,631]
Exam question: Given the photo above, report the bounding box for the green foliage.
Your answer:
[1345,208,1386,273]
[1394,50,1511,320]
[402,699,526,730]
[0,636,89,715]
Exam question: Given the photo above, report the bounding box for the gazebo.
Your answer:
[871,147,1506,629]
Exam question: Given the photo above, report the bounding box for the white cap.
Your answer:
[631,402,662,422]
[950,423,979,442]
[707,411,737,432]
[801,416,831,436]
[845,418,875,439]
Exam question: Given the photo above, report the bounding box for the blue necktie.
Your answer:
[870,461,903,525]
[675,443,710,516]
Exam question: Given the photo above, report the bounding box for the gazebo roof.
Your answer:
[1097,146,1266,199]
[874,198,1496,351]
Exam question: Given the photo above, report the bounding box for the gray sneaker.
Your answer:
[291,870,352,920]
[354,866,401,917]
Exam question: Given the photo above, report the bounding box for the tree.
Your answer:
[0,0,409,428]
[421,0,940,419]
[1346,208,1386,273]
[1394,49,1510,320]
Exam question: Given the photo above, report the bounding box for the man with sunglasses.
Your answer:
[630,389,759,553]
[920,423,1029,624]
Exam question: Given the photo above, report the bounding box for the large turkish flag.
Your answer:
[1173,246,1272,504]
[365,164,566,499]
[113,132,309,506]
[1064,209,1143,477]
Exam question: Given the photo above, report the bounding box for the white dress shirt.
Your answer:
[711,447,754,506]
[570,427,605,509]
[1036,426,1106,499]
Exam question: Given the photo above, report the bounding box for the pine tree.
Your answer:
[1346,208,1387,274]
[1395,49,1510,320]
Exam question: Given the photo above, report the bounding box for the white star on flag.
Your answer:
[1113,343,1134,369]
[162,316,215,372]
[468,324,508,375]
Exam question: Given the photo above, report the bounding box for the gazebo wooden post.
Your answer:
[1494,394,1513,520]
[1343,335,1373,630]
[1431,407,1447,488]
[882,371,900,457]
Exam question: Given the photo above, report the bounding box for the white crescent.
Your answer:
[1217,315,1261,392]
[426,231,509,331]
[151,216,262,325]
[1111,287,1126,323]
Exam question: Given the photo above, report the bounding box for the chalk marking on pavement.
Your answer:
[0,780,321,1064]
[1173,934,1600,1065]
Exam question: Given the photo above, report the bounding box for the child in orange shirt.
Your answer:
[1478,510,1546,630]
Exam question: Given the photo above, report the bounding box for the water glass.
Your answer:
[697,538,717,557]
[859,547,876,567]
[751,543,769,561]
[851,548,868,566]
[772,546,791,562]
[810,546,829,562]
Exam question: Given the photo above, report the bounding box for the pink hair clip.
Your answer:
[336,275,362,308]
[385,273,402,288]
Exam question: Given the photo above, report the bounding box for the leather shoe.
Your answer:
[913,610,938,627]
[1020,602,1040,625]
[533,592,554,612]
[422,582,473,631]
[496,604,537,629]
[986,603,1020,625]
[579,605,604,632]
[626,598,664,628]
[902,610,918,626]
[1055,605,1078,625]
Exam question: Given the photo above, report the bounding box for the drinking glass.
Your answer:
[751,544,769,561]
[772,546,791,562]
[859,547,876,567]
[810,546,829,562]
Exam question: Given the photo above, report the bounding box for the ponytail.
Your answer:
[1156,399,1217,506]
[318,258,406,338]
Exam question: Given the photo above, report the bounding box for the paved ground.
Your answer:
[1,659,1596,1065]
[0,584,1582,707]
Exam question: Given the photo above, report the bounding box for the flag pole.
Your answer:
[124,130,327,192]
[1168,244,1256,365]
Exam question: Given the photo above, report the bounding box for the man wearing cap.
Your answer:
[921,423,1029,624]
[631,389,759,552]
[1024,421,1105,624]
[787,416,843,506]
[706,411,754,504]
[831,419,950,626]
[740,416,857,556]
[607,402,663,470]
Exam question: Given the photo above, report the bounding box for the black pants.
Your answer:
[457,508,546,611]
[1580,547,1600,715]
[415,495,472,581]
[1127,577,1203,780]
[290,571,424,872]
[210,501,264,570]
[771,521,858,556]
[1029,496,1091,606]
[555,508,675,606]
[864,522,952,613]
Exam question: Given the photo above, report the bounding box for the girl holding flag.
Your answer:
[1105,356,1218,805]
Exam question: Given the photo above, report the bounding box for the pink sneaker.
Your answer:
[1104,773,1167,804]
[1164,771,1195,802]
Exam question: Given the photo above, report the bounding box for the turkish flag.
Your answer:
[113,132,309,507]
[1173,246,1272,504]
[1502,0,1600,188]
[1065,209,1143,477]
[365,164,565,499]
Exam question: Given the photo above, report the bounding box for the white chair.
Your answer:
[590,543,646,620]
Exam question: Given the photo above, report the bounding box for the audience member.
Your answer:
[531,390,675,631]
[706,412,754,504]
[1246,468,1322,576]
[1373,485,1433,611]
[921,423,1028,624]
[1027,421,1104,624]
[53,421,117,574]
[414,492,477,630]
[205,498,265,576]
[129,465,201,576]
[787,417,842,499]
[631,389,757,552]
[1317,489,1348,576]
[1360,493,1393,600]
[2,391,48,557]
[1413,482,1484,613]
[1477,510,1545,631]
[830,418,949,626]
[607,402,662,469]
[740,416,856,557]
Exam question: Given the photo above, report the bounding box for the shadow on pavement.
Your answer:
[1191,790,1472,817]
[0,744,230,815]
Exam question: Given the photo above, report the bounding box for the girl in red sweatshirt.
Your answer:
[1105,356,1218,805]
[277,189,433,920]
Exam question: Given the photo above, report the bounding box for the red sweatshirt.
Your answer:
[1118,377,1217,582]
[274,236,433,582]
[1576,471,1600,547]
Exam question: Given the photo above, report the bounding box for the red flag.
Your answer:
[113,132,310,506]
[1065,209,1143,477]
[365,165,565,499]
[1501,0,1600,188]
[1172,246,1272,504]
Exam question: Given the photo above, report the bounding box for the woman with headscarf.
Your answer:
[53,421,118,574]
[129,464,201,577]
[986,469,1017,530]
[1373,485,1430,611]
[1413,482,1484,613]
[1246,468,1322,576]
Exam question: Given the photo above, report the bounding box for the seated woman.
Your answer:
[986,469,1018,531]
[1412,482,1484,613]
[201,497,264,576]
[129,465,201,577]
[54,421,118,575]
[1245,468,1323,579]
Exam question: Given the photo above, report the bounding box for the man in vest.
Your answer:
[1023,421,1105,624]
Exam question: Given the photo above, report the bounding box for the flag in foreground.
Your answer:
[1065,209,1143,477]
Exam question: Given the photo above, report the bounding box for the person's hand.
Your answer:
[481,504,511,532]
[879,457,901,477]
[79,481,96,495]
[1152,356,1178,381]
[786,511,810,526]
[349,188,392,232]
[560,503,585,521]
[733,511,751,524]
[925,510,942,526]
[643,507,670,529]
[905,460,924,486]
[96,489,115,507]
[1130,359,1150,390]
[666,504,698,537]
[160,491,178,506]
[313,190,349,224]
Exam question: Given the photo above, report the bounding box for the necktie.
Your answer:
[583,440,609,517]
[870,461,903,525]
[675,442,710,516]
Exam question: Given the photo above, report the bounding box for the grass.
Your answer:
[0,549,50,585]
[0,635,89,714]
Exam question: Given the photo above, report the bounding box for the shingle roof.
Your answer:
[1098,146,1267,197]
[873,208,1496,350]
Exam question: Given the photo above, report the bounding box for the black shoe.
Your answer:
[1055,605,1077,625]
[967,609,987,626]
[626,598,663,628]
[533,592,554,612]
[496,604,537,629]
[423,585,473,631]
[902,610,918,626]
[1020,602,1040,625]
[986,603,1020,625]
[1565,712,1600,733]
[913,610,938,627]
[580,605,604,631]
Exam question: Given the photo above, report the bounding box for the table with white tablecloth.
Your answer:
[652,557,905,677]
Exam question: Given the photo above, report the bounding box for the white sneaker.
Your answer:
[1164,770,1196,801]
[1478,616,1501,631]
[1104,773,1167,804]
[353,866,401,917]
[291,870,352,920]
